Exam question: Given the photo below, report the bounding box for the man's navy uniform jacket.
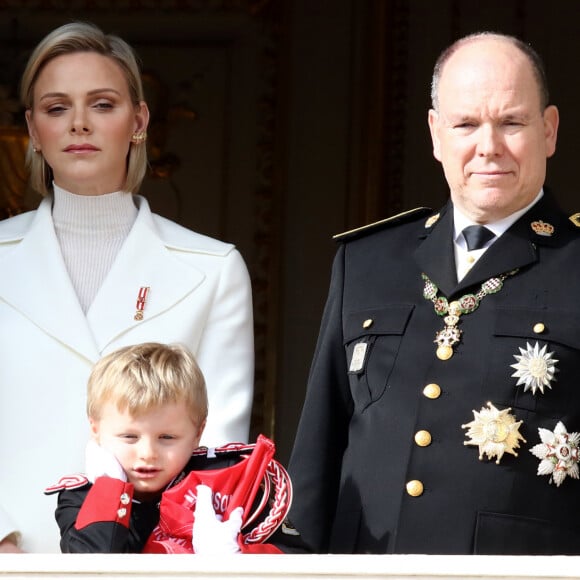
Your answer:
[287,189,580,554]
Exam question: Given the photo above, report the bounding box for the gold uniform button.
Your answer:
[362,319,373,329]
[533,322,545,334]
[467,255,475,264]
[406,480,424,497]
[423,383,441,399]
[414,430,432,447]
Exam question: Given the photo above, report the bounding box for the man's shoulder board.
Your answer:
[569,212,580,228]
[44,473,90,495]
[333,207,433,243]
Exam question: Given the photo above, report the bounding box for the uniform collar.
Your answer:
[415,189,565,298]
[452,189,544,245]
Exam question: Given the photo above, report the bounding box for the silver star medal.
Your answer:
[511,341,558,395]
[462,402,526,464]
[530,422,580,487]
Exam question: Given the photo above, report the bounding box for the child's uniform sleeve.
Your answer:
[47,475,158,553]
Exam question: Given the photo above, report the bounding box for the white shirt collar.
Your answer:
[453,188,544,247]
[452,189,544,282]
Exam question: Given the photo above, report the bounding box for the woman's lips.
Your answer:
[64,144,98,152]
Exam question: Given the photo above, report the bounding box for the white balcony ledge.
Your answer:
[0,554,579,580]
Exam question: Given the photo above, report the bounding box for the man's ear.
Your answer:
[543,104,559,158]
[428,108,442,162]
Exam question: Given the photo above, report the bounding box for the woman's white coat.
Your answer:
[0,195,254,552]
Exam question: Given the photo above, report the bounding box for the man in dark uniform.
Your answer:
[285,32,580,554]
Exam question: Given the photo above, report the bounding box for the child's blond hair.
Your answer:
[87,342,208,428]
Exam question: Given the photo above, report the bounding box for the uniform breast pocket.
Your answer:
[344,304,414,411]
[487,308,580,414]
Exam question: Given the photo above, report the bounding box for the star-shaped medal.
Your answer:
[462,402,526,464]
[511,341,558,395]
[530,421,580,487]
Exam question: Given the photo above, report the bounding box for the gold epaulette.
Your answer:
[333,207,433,242]
[569,212,580,228]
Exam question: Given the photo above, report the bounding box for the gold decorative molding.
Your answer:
[142,71,197,182]
[246,3,281,441]
[0,126,29,217]
[0,0,273,13]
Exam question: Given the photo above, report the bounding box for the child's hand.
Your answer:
[85,440,127,483]
[192,484,243,554]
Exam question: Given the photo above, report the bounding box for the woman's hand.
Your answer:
[0,536,24,553]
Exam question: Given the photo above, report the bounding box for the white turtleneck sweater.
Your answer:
[52,184,138,313]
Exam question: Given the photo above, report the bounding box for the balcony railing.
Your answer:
[0,554,578,579]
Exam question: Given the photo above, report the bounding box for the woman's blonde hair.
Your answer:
[20,21,148,196]
[87,342,208,429]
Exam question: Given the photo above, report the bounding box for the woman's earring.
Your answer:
[131,131,147,144]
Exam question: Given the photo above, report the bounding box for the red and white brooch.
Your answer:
[134,286,150,321]
[529,421,580,487]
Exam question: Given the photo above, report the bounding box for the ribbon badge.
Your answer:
[134,286,150,321]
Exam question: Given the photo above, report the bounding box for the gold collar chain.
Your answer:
[422,269,518,360]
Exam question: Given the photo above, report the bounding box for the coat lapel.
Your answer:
[86,197,205,352]
[0,196,207,361]
[0,198,100,363]
[414,204,458,297]
[454,192,566,295]
[454,224,536,295]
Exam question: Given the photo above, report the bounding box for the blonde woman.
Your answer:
[0,22,254,552]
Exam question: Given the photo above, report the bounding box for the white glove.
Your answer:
[85,440,127,483]
[192,484,243,555]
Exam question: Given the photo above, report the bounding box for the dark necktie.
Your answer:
[462,225,495,251]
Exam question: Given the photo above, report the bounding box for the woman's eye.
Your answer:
[46,105,67,115]
[94,101,114,110]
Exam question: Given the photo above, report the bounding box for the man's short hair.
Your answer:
[430,32,550,112]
